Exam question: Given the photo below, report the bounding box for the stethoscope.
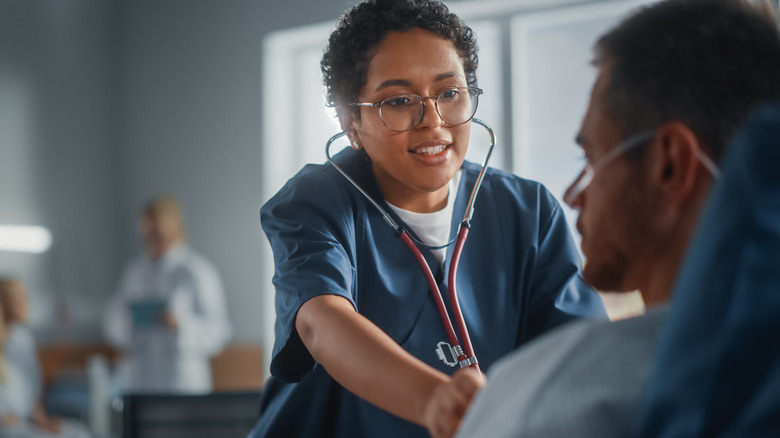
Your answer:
[325,118,495,373]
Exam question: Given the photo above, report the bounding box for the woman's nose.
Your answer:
[416,98,445,129]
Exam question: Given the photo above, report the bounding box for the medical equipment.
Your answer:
[564,129,722,206]
[325,118,495,372]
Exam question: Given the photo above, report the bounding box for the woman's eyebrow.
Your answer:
[373,72,463,92]
[434,71,460,82]
[374,79,411,92]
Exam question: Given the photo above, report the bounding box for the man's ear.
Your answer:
[651,121,702,205]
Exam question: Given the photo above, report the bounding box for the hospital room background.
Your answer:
[1,0,656,435]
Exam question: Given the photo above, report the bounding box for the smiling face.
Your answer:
[566,63,657,293]
[347,28,471,213]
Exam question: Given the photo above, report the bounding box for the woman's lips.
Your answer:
[409,144,451,165]
[413,144,448,155]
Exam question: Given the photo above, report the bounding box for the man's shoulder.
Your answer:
[498,306,669,372]
[457,307,669,438]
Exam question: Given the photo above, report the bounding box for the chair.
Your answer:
[121,391,262,438]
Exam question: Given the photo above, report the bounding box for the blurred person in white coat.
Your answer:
[103,195,232,393]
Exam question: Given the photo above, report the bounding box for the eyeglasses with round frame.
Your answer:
[350,87,483,132]
[563,129,722,207]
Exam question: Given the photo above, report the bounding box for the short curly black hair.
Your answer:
[594,0,780,162]
[321,0,479,120]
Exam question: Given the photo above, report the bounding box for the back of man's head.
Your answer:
[594,0,780,162]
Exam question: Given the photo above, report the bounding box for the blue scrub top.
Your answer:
[250,148,606,437]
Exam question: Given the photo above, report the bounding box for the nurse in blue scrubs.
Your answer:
[250,1,606,437]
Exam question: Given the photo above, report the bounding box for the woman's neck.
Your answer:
[388,188,449,213]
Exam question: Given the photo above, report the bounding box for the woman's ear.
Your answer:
[339,108,362,150]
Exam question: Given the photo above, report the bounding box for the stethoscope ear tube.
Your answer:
[326,130,403,233]
[462,118,495,225]
[325,119,496,372]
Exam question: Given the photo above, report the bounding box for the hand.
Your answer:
[1,413,21,426]
[37,416,63,434]
[31,406,62,434]
[159,311,179,331]
[423,366,486,438]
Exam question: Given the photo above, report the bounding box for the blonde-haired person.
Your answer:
[0,278,91,438]
[103,195,232,393]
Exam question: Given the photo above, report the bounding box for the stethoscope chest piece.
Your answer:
[436,341,479,368]
[436,341,460,367]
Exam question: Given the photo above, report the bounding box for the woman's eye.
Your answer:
[384,96,413,107]
[440,89,460,100]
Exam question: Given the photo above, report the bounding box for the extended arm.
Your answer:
[296,294,484,438]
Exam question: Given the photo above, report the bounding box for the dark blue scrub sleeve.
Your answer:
[261,165,360,382]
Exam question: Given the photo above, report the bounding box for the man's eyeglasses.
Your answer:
[350,87,482,132]
[563,129,722,207]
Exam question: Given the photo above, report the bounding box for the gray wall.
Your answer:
[1,1,122,342]
[116,0,358,344]
[0,0,358,345]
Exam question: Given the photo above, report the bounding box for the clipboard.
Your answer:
[129,298,169,328]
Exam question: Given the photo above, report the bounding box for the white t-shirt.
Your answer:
[387,170,462,267]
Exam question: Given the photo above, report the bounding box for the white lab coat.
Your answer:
[103,243,232,393]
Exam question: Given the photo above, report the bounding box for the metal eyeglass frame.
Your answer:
[348,87,483,132]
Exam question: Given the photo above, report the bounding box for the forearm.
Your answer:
[296,294,448,426]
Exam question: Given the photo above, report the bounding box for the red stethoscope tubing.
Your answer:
[399,228,478,372]
[448,226,478,368]
[325,118,494,373]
